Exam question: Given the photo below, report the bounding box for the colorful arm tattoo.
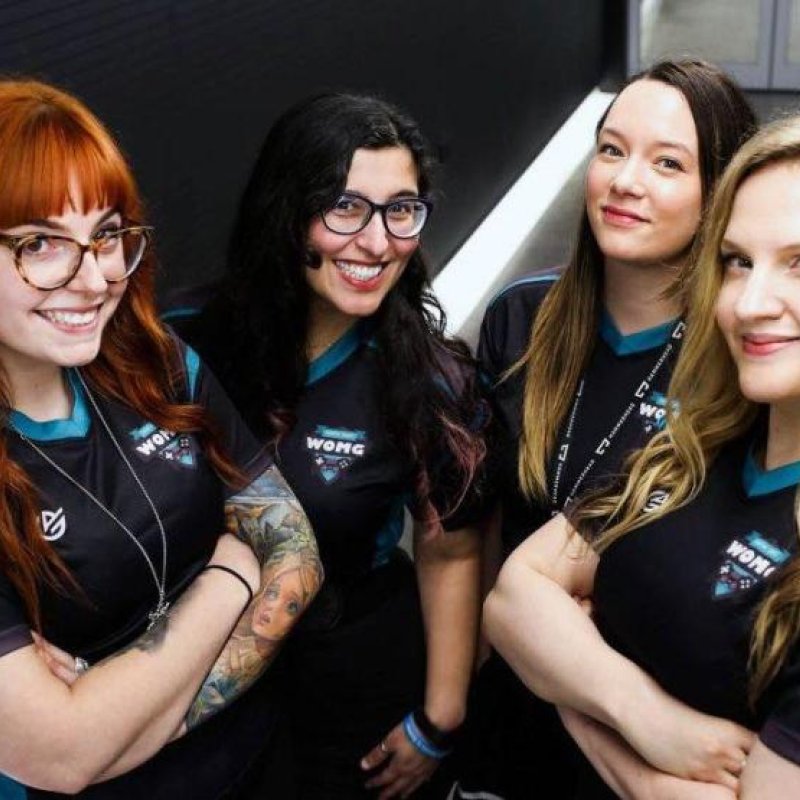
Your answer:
[184,465,322,731]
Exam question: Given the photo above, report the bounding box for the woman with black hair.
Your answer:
[168,93,489,799]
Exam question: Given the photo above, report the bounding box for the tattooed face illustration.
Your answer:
[251,566,307,641]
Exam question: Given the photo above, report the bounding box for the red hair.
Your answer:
[0,80,241,631]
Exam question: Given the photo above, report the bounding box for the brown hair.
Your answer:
[515,60,757,502]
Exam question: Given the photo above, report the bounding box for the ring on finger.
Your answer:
[74,656,90,675]
[380,739,390,754]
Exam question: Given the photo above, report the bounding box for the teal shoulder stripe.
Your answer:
[184,345,201,401]
[600,311,676,356]
[8,369,90,441]
[743,445,800,498]
[488,271,559,309]
[306,325,361,386]
[0,774,26,799]
[161,306,200,321]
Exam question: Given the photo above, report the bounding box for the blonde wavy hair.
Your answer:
[573,116,800,704]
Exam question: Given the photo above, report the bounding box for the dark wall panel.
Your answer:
[0,1,605,290]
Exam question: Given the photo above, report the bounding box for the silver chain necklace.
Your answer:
[549,319,685,512]
[17,370,170,631]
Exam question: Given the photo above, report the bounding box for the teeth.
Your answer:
[335,261,383,281]
[41,309,98,326]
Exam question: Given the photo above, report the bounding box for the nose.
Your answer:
[610,157,646,197]
[355,212,390,255]
[733,266,783,322]
[66,248,109,293]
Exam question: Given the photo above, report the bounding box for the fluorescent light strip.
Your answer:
[432,88,614,336]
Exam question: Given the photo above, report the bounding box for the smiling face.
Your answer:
[0,200,127,390]
[586,79,703,271]
[304,146,421,333]
[716,160,800,408]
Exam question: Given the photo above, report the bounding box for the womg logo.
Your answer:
[305,425,367,484]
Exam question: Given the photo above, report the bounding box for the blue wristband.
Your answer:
[402,713,452,759]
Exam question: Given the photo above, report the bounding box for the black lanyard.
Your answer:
[549,319,685,513]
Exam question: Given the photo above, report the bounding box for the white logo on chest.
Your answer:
[41,507,67,541]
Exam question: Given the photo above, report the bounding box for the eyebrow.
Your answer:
[21,208,120,233]
[600,127,695,157]
[343,189,422,201]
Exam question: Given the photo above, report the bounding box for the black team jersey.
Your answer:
[457,272,684,800]
[479,272,682,553]
[587,433,800,788]
[0,341,280,800]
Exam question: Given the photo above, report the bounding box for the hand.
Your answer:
[622,690,754,790]
[559,705,739,800]
[31,631,81,686]
[361,721,440,799]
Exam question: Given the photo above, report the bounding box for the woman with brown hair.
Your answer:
[0,79,320,798]
[456,59,757,799]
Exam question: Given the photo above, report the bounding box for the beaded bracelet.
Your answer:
[204,564,254,607]
[402,713,452,760]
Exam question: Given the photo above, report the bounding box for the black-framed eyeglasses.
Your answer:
[0,225,153,291]
[321,193,432,239]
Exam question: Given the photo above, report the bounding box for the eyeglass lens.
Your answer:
[323,196,428,238]
[17,229,147,289]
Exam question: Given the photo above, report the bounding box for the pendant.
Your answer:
[147,600,171,631]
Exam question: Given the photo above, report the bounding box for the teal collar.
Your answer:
[9,369,90,441]
[743,444,800,498]
[600,311,677,356]
[306,324,362,386]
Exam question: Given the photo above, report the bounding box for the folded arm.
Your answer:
[484,513,753,788]
[0,534,257,794]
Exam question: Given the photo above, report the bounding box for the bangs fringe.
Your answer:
[0,96,139,227]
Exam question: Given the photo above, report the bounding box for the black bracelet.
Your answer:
[411,707,460,751]
[204,564,254,607]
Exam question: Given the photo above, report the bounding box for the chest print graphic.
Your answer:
[40,507,67,541]
[128,422,197,468]
[714,531,792,598]
[638,390,668,434]
[643,489,670,513]
[305,425,367,484]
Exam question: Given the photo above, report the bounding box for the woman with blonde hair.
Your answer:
[0,79,320,798]
[487,115,800,797]
[457,59,757,799]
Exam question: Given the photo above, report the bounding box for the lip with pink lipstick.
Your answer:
[741,332,799,357]
[36,305,102,334]
[601,204,649,228]
[334,259,389,291]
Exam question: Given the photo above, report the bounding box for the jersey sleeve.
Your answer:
[477,273,559,385]
[759,644,800,766]
[167,330,274,494]
[0,578,32,658]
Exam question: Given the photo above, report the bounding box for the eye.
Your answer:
[386,199,423,219]
[721,252,752,271]
[18,235,67,261]
[329,195,367,217]
[597,142,624,158]
[656,157,684,172]
[286,600,300,615]
[92,226,123,252]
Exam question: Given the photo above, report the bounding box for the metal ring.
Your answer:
[380,739,390,755]
[74,656,90,675]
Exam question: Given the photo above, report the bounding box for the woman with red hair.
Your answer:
[0,79,321,798]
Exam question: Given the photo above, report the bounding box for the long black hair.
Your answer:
[192,92,486,522]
